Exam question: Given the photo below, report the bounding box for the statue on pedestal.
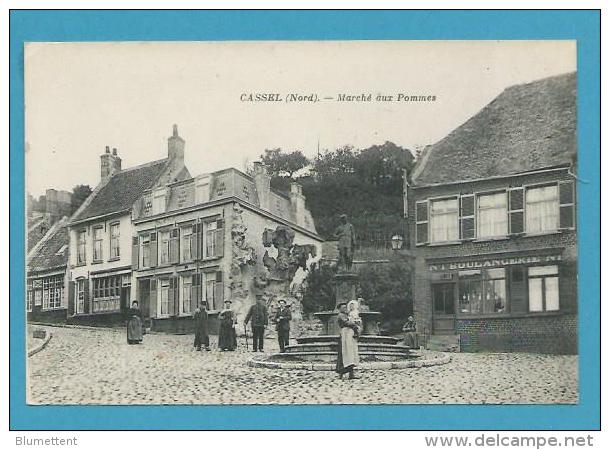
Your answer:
[333,214,356,272]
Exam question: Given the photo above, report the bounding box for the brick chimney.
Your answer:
[168,124,185,164]
[253,161,271,210]
[100,146,122,181]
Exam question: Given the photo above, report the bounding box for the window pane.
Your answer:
[545,277,560,311]
[459,279,482,314]
[430,198,459,242]
[477,193,508,238]
[528,278,543,312]
[526,185,559,233]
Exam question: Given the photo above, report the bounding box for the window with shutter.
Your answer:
[149,232,158,267]
[132,236,139,269]
[508,188,524,234]
[215,271,224,305]
[460,194,475,240]
[415,201,429,245]
[149,278,157,318]
[559,180,575,229]
[170,228,180,263]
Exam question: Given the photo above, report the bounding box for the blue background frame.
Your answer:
[9,10,600,430]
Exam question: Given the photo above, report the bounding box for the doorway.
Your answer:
[432,282,456,334]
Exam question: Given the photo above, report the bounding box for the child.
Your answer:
[347,299,363,337]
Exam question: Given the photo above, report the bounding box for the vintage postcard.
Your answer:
[22,39,582,408]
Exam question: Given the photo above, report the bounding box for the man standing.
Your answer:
[244,296,269,352]
[334,214,356,272]
[193,301,210,351]
[274,299,292,352]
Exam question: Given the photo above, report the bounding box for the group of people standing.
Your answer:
[193,296,293,353]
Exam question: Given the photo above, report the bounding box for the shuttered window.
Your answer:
[415,201,428,245]
[460,195,475,240]
[508,187,525,234]
[205,271,224,310]
[559,180,576,229]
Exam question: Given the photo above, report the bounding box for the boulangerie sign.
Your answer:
[428,254,562,271]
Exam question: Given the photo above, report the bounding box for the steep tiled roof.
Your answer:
[413,72,576,185]
[28,220,69,273]
[71,159,169,222]
[27,216,51,251]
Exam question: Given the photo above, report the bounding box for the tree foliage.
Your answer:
[261,148,310,179]
[71,184,93,213]
[264,141,414,241]
[301,260,413,333]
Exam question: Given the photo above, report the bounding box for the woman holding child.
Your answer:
[335,299,361,380]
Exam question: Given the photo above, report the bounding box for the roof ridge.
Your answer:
[113,157,168,175]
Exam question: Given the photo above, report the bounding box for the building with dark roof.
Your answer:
[66,125,191,326]
[27,217,70,323]
[130,161,322,334]
[63,124,321,333]
[406,73,577,354]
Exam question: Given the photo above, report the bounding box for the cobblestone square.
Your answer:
[27,326,578,405]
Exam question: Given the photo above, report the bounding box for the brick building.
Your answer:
[26,217,70,323]
[406,73,577,354]
[131,162,323,334]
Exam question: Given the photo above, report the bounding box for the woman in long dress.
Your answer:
[335,300,361,380]
[126,300,143,345]
[218,300,237,351]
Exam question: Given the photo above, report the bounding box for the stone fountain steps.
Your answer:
[285,342,410,355]
[275,351,414,362]
[296,335,400,345]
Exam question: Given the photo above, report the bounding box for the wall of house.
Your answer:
[132,202,232,334]
[407,169,578,354]
[68,213,135,322]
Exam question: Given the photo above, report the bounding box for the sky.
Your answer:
[25,40,576,197]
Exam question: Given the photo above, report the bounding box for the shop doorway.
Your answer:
[432,282,456,334]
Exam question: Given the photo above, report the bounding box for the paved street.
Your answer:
[27,326,578,405]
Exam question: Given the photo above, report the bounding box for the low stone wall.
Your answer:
[456,313,577,354]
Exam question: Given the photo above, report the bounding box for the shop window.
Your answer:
[477,192,508,238]
[528,265,559,312]
[42,275,64,310]
[92,275,121,312]
[525,185,559,233]
[458,268,507,314]
[430,198,459,243]
[110,223,120,259]
[93,227,104,262]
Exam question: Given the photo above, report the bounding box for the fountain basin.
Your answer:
[248,350,451,370]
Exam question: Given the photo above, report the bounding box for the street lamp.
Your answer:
[391,234,404,251]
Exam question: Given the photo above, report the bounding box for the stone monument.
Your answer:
[314,214,381,336]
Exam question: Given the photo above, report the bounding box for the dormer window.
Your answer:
[152,187,167,215]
